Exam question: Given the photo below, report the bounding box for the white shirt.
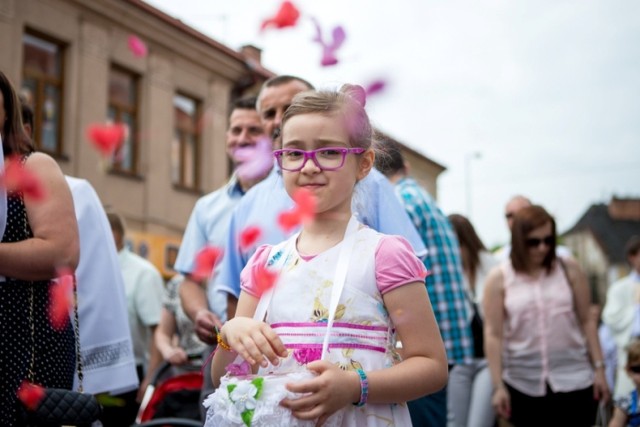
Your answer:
[66,176,138,395]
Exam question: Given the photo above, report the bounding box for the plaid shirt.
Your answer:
[395,177,473,365]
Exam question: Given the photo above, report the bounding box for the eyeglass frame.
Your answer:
[273,147,365,172]
[525,235,555,248]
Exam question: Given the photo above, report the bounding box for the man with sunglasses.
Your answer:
[603,236,640,400]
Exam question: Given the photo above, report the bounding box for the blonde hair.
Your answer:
[281,84,372,150]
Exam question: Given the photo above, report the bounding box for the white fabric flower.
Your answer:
[230,381,259,413]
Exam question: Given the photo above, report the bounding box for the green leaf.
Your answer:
[227,383,237,399]
[252,377,264,399]
[242,409,255,426]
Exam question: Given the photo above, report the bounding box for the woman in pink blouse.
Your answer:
[483,205,609,426]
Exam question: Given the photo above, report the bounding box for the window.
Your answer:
[21,32,65,155]
[172,93,200,190]
[108,66,139,174]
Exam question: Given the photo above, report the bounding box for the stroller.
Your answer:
[132,355,204,427]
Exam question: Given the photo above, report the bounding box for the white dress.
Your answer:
[205,226,416,426]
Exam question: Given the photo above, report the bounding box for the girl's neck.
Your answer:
[297,212,352,256]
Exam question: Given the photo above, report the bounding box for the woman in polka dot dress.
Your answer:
[0,71,79,425]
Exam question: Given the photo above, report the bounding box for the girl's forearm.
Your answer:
[365,356,447,404]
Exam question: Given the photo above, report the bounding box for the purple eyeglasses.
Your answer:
[273,147,365,172]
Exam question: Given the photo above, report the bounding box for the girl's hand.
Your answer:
[222,317,288,367]
[280,360,360,427]
[491,385,511,420]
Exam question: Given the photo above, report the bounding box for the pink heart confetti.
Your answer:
[128,35,148,58]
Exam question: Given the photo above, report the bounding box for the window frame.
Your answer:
[108,64,140,176]
[172,92,202,192]
[21,29,66,157]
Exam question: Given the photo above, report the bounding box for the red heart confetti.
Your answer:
[17,380,45,411]
[254,264,279,296]
[192,246,224,281]
[239,225,263,251]
[0,156,46,201]
[86,123,126,157]
[292,187,317,223]
[277,209,302,233]
[260,1,300,31]
[49,268,74,331]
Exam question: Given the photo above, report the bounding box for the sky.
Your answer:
[147,0,640,247]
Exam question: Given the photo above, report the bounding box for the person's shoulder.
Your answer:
[24,151,64,176]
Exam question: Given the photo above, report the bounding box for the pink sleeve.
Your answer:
[240,244,273,298]
[375,235,428,294]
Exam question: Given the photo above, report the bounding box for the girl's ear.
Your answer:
[357,149,375,181]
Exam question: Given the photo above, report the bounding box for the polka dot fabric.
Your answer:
[0,176,75,425]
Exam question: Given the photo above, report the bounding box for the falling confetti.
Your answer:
[276,188,317,233]
[17,380,45,411]
[0,156,46,201]
[234,137,274,181]
[86,123,126,157]
[192,246,224,281]
[49,268,74,331]
[260,1,300,31]
[239,225,263,251]
[364,79,387,98]
[254,263,279,296]
[127,35,148,58]
[310,17,346,67]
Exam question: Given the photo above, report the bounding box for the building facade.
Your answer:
[0,0,445,277]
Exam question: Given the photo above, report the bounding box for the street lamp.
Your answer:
[464,151,482,220]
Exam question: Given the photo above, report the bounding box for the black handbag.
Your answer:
[20,275,102,426]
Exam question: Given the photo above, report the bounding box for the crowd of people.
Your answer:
[1,65,639,427]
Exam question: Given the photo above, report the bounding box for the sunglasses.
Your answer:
[629,365,640,374]
[525,235,554,248]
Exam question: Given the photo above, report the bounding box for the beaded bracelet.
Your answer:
[214,326,232,352]
[353,369,369,407]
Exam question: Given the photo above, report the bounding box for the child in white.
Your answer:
[210,85,448,426]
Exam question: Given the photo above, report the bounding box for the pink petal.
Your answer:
[192,246,224,281]
[128,35,148,58]
[320,50,339,67]
[234,137,274,181]
[17,380,45,411]
[239,225,262,251]
[330,26,346,49]
[365,79,387,97]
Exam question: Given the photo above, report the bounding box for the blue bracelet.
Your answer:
[353,369,369,407]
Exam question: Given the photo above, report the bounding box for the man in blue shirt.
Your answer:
[375,134,473,427]
[214,76,427,318]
